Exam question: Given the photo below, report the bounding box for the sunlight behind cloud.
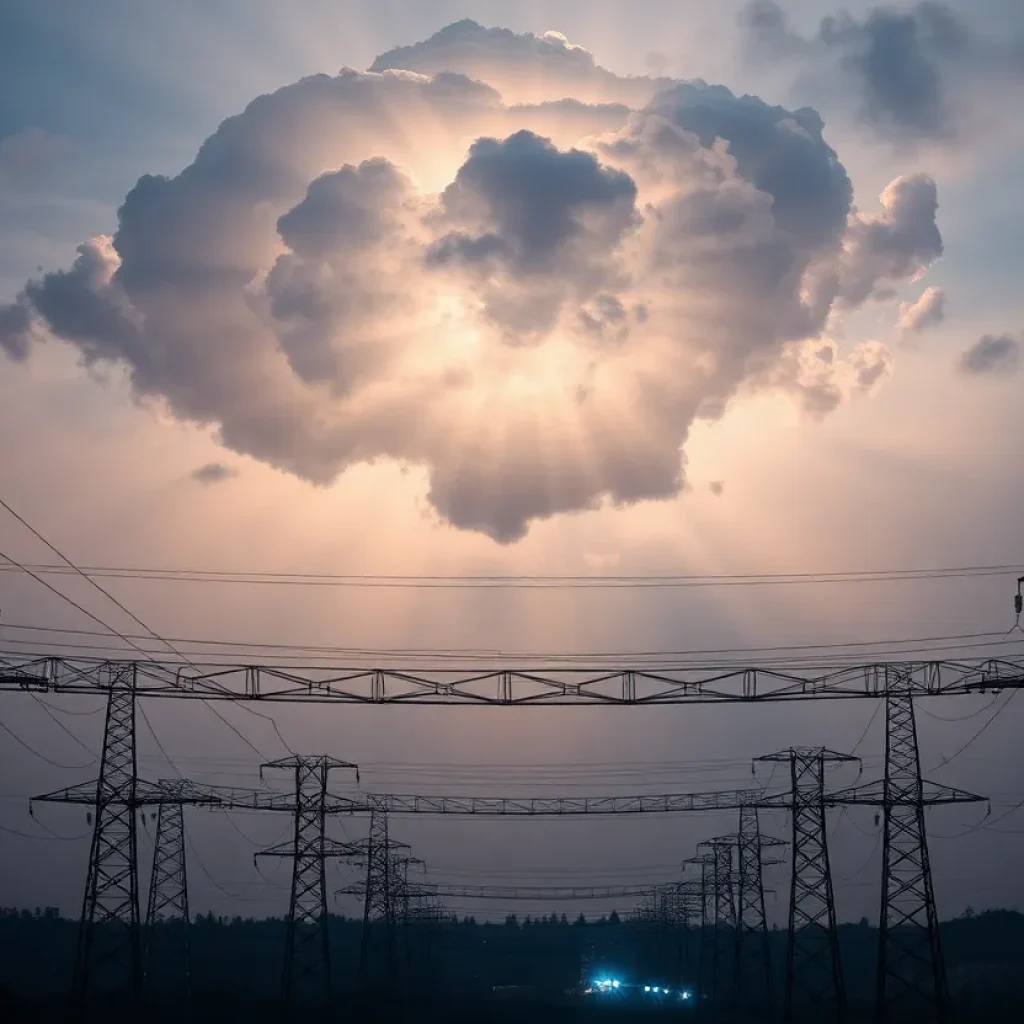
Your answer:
[0,19,949,544]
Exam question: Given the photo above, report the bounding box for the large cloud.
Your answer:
[370,19,672,107]
[0,24,944,542]
[739,1,1024,142]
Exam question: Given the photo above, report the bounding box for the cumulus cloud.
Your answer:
[427,130,638,337]
[835,173,943,306]
[739,1,1024,142]
[898,285,945,332]
[0,23,944,542]
[756,338,894,418]
[370,19,671,106]
[191,462,238,484]
[958,333,1020,376]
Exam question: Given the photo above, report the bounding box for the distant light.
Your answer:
[681,989,692,1000]
[612,980,621,989]
[665,989,671,995]
[653,986,660,993]
[644,986,651,993]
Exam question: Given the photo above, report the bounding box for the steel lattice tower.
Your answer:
[876,680,947,1021]
[697,837,737,1007]
[734,807,782,1013]
[758,747,858,1023]
[359,809,398,988]
[684,853,715,1005]
[259,755,358,1012]
[145,784,191,1005]
[75,664,142,1002]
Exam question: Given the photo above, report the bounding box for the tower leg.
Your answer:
[876,685,947,1022]
[736,806,773,1014]
[769,749,847,1024]
[145,796,191,1011]
[360,809,396,989]
[74,665,141,1004]
[711,841,735,1008]
[282,758,333,1011]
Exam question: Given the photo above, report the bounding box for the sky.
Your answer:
[0,0,1023,928]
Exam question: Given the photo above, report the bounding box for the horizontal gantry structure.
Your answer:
[3,655,1024,705]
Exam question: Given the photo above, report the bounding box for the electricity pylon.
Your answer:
[684,852,716,1005]
[358,810,409,989]
[145,781,193,1007]
[877,681,947,1021]
[699,813,784,1015]
[77,664,141,1002]
[827,686,984,1023]
[257,755,359,1013]
[737,805,780,1014]
[757,747,858,1023]
[37,664,144,1004]
[697,837,737,1007]
[631,880,702,983]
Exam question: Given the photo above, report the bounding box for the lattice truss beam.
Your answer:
[4,654,1022,704]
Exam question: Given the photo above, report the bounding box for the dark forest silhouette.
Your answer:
[2,906,1023,1021]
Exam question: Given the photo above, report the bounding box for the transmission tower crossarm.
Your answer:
[701,831,787,848]
[369,884,666,901]
[826,779,985,806]
[33,777,224,809]
[256,838,364,859]
[135,784,792,816]
[343,788,770,815]
[5,653,1024,704]
[756,745,861,766]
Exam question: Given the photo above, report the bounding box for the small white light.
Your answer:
[653,986,660,993]
[644,986,651,993]
[612,980,620,989]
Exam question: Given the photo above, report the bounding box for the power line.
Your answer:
[932,691,1020,769]
[0,497,201,666]
[0,822,89,841]
[2,635,1020,673]
[851,701,882,756]
[0,495,289,759]
[29,693,97,760]
[917,697,1003,723]
[1,560,1021,589]
[30,696,105,716]
[0,547,161,662]
[137,700,182,779]
[0,620,1013,661]
[0,717,93,771]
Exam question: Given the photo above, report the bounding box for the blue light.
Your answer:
[611,980,621,989]
[681,989,692,1000]
[653,986,660,993]
[644,986,651,993]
